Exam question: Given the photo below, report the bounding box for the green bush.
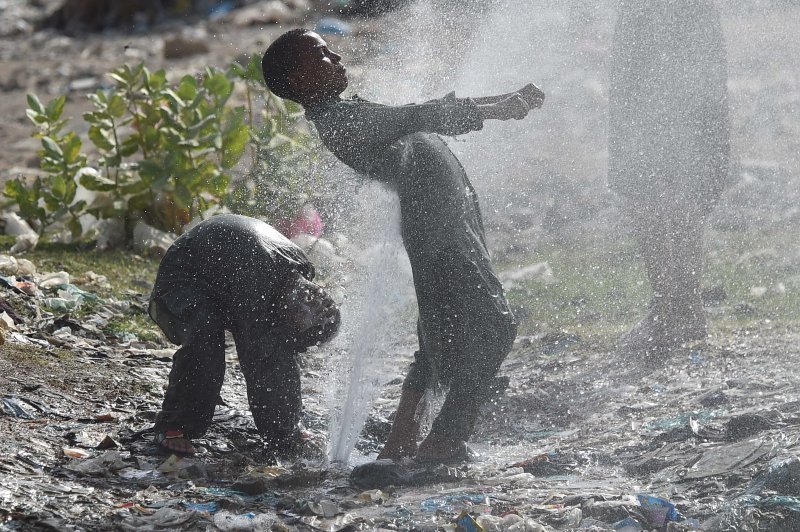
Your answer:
[3,55,316,243]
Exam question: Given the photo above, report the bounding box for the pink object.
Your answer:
[278,205,324,239]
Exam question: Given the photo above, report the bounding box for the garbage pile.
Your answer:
[3,244,800,530]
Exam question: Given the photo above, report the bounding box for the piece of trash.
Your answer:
[315,17,352,35]
[1,396,37,419]
[683,438,775,479]
[132,221,176,257]
[75,271,111,291]
[63,448,91,459]
[213,510,278,531]
[97,435,120,450]
[455,509,485,532]
[1,212,39,252]
[498,262,554,286]
[612,516,644,531]
[65,450,128,476]
[0,311,16,331]
[181,501,218,513]
[636,494,680,528]
[357,489,387,504]
[232,0,294,26]
[350,459,410,489]
[118,468,164,481]
[510,451,578,476]
[307,499,339,518]
[279,204,324,239]
[15,281,37,296]
[0,255,18,274]
[38,271,70,289]
[117,507,205,530]
[420,493,489,513]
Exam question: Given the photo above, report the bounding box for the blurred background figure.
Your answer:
[608,0,730,356]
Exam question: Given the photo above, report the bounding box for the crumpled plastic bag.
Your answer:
[116,507,206,532]
[133,222,176,257]
[213,510,278,531]
[1,212,39,252]
[65,450,129,476]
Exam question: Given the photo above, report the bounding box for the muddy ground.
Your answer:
[3,1,800,531]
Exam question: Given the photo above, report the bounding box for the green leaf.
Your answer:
[177,75,198,101]
[45,95,66,121]
[221,122,249,169]
[162,89,185,111]
[62,133,83,163]
[228,62,246,79]
[108,94,127,118]
[41,136,62,157]
[78,168,117,192]
[187,114,216,134]
[174,184,193,209]
[67,217,83,239]
[50,175,67,198]
[88,126,115,151]
[247,53,263,80]
[43,193,61,212]
[64,178,78,204]
[108,71,128,87]
[119,138,139,157]
[26,109,47,125]
[27,93,45,114]
[203,71,233,100]
[120,179,150,195]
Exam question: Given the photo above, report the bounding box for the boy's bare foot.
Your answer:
[155,429,196,456]
[377,436,417,460]
[415,435,471,464]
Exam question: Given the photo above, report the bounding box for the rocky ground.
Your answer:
[3,1,800,531]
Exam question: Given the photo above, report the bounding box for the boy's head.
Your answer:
[281,272,340,346]
[262,29,348,105]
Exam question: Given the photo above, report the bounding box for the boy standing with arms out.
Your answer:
[262,29,543,463]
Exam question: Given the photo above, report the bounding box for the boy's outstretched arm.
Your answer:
[477,94,531,121]
[471,83,545,109]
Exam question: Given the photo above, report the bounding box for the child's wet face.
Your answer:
[290,32,348,101]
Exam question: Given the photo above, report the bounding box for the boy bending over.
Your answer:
[150,214,340,456]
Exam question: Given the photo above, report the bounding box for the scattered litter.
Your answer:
[315,17,353,36]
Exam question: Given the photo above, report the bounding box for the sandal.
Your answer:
[155,429,197,456]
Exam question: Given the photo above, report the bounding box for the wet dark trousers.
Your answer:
[404,255,517,442]
[153,305,301,452]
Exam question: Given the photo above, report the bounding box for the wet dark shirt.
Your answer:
[305,94,513,376]
[150,214,313,332]
[608,0,729,206]
[304,94,489,256]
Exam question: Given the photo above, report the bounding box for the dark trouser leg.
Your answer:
[231,322,301,455]
[622,201,707,352]
[428,312,516,442]
[424,256,517,443]
[664,212,707,343]
[154,310,226,438]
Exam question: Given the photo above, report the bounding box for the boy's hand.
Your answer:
[479,94,530,121]
[519,83,545,109]
[285,277,339,335]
